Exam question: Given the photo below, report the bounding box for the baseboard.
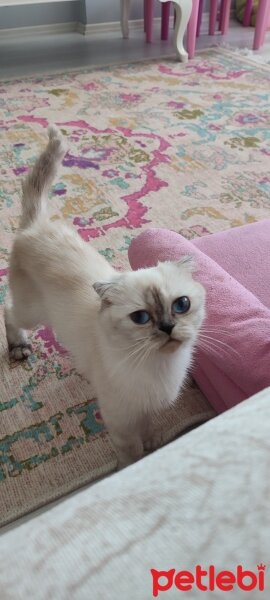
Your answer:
[0,0,76,5]
[0,17,162,39]
[79,12,234,36]
[79,17,159,36]
[0,21,77,39]
[0,11,236,40]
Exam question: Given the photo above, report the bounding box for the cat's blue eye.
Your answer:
[172,296,190,314]
[130,310,151,325]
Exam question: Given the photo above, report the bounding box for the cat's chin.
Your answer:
[159,338,182,354]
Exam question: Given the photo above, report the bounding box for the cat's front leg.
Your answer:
[112,432,144,470]
[141,415,164,453]
[102,409,144,469]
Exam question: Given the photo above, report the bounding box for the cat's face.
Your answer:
[94,258,205,355]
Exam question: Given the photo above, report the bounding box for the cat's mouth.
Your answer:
[160,338,181,353]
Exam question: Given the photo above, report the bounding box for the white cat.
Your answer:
[5,127,206,468]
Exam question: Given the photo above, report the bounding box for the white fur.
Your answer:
[5,127,206,468]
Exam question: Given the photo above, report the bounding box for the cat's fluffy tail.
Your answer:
[20,126,66,229]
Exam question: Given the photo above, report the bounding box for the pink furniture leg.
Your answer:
[146,0,154,42]
[220,0,231,35]
[209,0,219,35]
[161,1,171,40]
[144,0,236,60]
[187,0,200,59]
[253,0,270,50]
[196,0,204,37]
[218,0,223,30]
[144,0,147,32]
[243,0,253,26]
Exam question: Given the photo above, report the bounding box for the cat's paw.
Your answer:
[144,429,164,452]
[9,343,32,361]
[112,436,144,470]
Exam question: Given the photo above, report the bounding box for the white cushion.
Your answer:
[0,387,269,599]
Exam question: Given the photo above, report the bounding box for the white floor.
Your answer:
[0,19,269,79]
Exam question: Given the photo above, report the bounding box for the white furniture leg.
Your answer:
[120,0,130,39]
[121,0,191,61]
[159,0,192,62]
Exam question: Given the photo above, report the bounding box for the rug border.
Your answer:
[0,46,269,86]
[0,409,215,529]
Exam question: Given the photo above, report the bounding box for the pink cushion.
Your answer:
[193,220,270,309]
[128,222,270,414]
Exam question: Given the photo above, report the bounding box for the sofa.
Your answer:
[0,385,269,599]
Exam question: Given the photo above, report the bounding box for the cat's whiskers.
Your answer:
[109,338,151,376]
[131,339,159,373]
[197,340,227,360]
[121,337,148,351]
[197,341,238,362]
[200,326,235,337]
[198,342,236,364]
[198,339,235,358]
[197,337,240,358]
[198,333,240,358]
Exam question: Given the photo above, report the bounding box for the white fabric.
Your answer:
[0,387,269,599]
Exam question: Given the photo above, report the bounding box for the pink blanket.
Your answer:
[128,223,270,413]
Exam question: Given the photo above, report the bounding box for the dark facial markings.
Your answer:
[150,288,165,322]
[144,287,175,336]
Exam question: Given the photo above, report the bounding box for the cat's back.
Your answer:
[16,218,115,287]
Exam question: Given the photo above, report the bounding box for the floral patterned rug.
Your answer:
[1,48,269,526]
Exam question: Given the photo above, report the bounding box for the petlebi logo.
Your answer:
[151,564,266,596]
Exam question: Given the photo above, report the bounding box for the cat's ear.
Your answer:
[174,255,195,272]
[93,281,112,299]
[93,278,121,304]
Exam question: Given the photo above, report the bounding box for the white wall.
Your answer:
[86,0,147,24]
[0,1,235,31]
[0,2,77,29]
[0,0,146,29]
